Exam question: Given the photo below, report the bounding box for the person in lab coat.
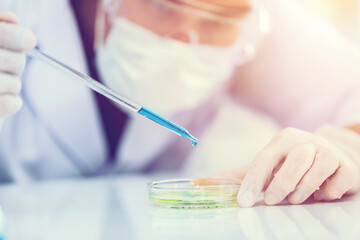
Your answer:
[0,0,360,208]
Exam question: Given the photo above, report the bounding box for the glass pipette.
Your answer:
[27,49,198,147]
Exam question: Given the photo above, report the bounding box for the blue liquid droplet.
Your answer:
[192,140,198,147]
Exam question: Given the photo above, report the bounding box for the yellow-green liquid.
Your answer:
[150,188,239,209]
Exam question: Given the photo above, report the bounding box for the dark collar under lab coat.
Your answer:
[70,0,128,162]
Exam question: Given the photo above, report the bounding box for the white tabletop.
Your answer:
[0,175,359,240]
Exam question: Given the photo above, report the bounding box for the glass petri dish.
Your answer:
[148,178,241,209]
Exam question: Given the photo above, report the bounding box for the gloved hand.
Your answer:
[214,125,360,207]
[0,12,36,129]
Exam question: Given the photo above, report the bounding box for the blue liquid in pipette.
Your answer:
[138,107,198,147]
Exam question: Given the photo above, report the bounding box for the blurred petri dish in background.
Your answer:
[148,178,241,209]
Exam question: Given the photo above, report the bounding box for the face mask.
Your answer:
[96,17,246,116]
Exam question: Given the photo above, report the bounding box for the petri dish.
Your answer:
[148,178,241,209]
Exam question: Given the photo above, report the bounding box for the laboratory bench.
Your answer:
[0,174,359,240]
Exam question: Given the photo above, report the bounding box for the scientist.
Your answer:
[1,0,360,208]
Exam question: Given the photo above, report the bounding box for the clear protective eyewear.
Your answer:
[97,0,272,55]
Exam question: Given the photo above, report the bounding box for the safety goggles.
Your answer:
[98,0,271,47]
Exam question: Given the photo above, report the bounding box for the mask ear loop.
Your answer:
[95,0,121,51]
[233,4,273,66]
[187,29,200,45]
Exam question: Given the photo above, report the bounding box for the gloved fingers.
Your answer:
[0,93,22,117]
[264,143,316,205]
[0,49,26,75]
[287,148,340,204]
[313,165,358,201]
[0,74,22,94]
[0,22,36,51]
[0,12,19,24]
[236,146,284,208]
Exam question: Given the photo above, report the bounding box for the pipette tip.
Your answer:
[187,133,198,147]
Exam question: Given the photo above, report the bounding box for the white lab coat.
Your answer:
[0,0,107,181]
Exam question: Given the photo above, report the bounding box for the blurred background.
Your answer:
[301,0,360,43]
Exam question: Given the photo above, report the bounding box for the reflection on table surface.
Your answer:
[0,175,359,240]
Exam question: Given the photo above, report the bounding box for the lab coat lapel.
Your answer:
[25,58,107,172]
[23,0,107,172]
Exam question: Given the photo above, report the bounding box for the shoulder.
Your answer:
[0,0,74,31]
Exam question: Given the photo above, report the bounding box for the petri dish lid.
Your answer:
[148,178,241,209]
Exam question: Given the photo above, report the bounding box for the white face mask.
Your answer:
[96,17,246,116]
